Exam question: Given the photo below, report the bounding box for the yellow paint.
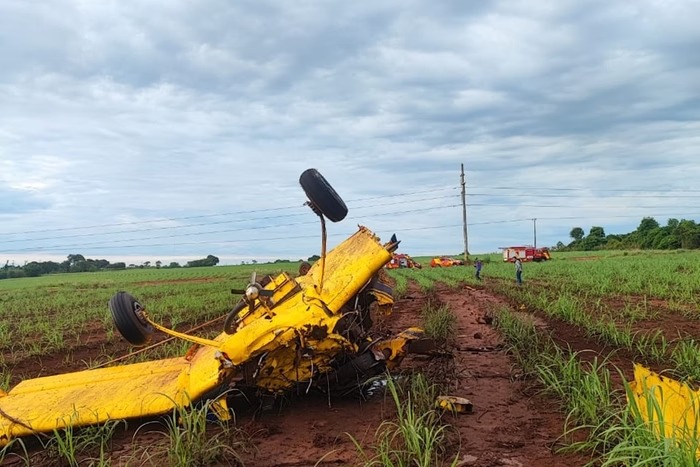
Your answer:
[0,346,226,444]
[372,327,425,370]
[0,226,393,445]
[629,363,700,452]
[436,395,473,414]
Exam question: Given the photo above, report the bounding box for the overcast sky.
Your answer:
[1,0,699,266]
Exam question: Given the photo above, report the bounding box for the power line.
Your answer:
[12,195,685,245]
[7,223,465,252]
[468,192,700,199]
[0,194,460,244]
[467,203,700,209]
[3,204,462,252]
[468,213,700,226]
[476,186,700,193]
[0,187,458,236]
[8,210,700,255]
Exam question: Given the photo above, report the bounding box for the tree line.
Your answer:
[1,253,221,279]
[560,217,700,251]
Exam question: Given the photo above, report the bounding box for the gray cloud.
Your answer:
[1,0,699,263]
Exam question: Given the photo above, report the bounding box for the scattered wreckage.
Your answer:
[0,169,431,446]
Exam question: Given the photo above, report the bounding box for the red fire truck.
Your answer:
[501,246,551,262]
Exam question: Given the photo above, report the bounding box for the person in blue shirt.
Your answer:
[474,258,483,280]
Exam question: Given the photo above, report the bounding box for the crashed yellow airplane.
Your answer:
[0,169,427,446]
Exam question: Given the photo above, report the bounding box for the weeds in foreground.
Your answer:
[633,330,670,364]
[567,375,700,466]
[0,370,11,391]
[393,275,408,300]
[494,306,700,465]
[163,400,249,466]
[348,374,459,467]
[671,338,700,382]
[536,352,616,427]
[47,416,125,467]
[421,301,457,343]
[0,438,30,466]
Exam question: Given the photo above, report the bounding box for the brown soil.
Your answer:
[4,283,600,466]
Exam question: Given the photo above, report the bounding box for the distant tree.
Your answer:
[604,238,622,250]
[168,262,181,268]
[569,227,584,241]
[578,226,607,251]
[6,269,25,279]
[637,217,660,235]
[656,235,681,250]
[39,261,61,275]
[96,259,111,269]
[555,241,565,250]
[307,254,321,262]
[67,254,86,266]
[23,262,43,277]
[66,253,90,273]
[143,261,151,268]
[252,259,258,264]
[155,260,162,268]
[589,226,605,238]
[677,220,700,249]
[105,262,126,270]
[71,260,97,273]
[667,218,680,230]
[186,255,220,268]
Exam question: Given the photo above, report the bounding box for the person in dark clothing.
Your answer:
[474,258,483,280]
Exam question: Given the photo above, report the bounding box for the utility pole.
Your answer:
[460,164,469,262]
[533,218,537,248]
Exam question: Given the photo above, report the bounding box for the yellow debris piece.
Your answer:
[630,363,700,452]
[436,395,473,414]
[0,344,223,445]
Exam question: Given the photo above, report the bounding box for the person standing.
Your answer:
[514,257,523,285]
[474,258,483,280]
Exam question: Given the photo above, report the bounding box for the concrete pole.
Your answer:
[461,164,469,262]
[533,218,537,248]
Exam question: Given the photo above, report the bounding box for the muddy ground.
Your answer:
[228,283,592,467]
[3,281,600,466]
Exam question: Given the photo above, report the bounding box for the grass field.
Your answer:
[3,249,700,464]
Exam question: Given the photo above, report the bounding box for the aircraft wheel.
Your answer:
[109,291,154,346]
[299,168,348,222]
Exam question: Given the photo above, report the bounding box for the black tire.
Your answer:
[299,168,348,222]
[109,291,154,346]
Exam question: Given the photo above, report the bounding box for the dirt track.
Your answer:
[232,282,589,466]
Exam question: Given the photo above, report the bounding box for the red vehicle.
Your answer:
[429,256,464,268]
[386,253,422,269]
[502,246,551,262]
